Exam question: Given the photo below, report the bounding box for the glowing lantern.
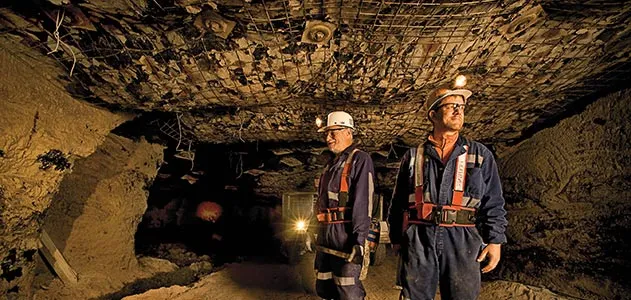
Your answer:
[196,201,223,222]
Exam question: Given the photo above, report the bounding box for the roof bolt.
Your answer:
[311,30,327,42]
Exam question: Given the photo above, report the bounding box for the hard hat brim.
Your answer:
[317,124,353,133]
[427,89,472,112]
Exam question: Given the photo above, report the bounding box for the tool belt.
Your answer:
[316,207,351,224]
[407,203,476,227]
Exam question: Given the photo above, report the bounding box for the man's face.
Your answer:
[324,127,352,154]
[430,95,466,131]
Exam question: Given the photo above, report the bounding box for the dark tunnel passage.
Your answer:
[116,114,341,268]
[120,113,404,269]
[134,143,286,266]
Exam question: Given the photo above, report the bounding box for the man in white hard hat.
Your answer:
[388,81,508,300]
[313,111,375,300]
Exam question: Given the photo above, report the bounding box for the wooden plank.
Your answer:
[39,229,78,284]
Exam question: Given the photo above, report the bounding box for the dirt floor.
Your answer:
[122,249,570,300]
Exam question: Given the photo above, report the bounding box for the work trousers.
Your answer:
[315,252,365,300]
[398,225,484,300]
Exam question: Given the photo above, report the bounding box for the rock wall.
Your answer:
[498,89,631,299]
[34,134,163,299]
[0,38,130,297]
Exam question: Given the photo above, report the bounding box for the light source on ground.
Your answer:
[294,219,307,231]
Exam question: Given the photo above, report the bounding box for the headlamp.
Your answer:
[454,74,467,88]
[315,117,323,128]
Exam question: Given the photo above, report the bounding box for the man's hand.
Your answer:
[349,245,364,264]
[305,234,313,252]
[477,243,501,273]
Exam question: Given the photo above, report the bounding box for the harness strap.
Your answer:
[412,143,433,221]
[317,207,351,224]
[340,149,359,193]
[408,143,475,227]
[414,144,423,189]
[407,203,476,227]
[318,148,361,224]
[452,146,468,206]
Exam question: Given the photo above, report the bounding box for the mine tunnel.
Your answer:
[1,0,630,299]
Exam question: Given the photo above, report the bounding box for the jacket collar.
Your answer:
[340,143,358,156]
[331,144,358,166]
[424,135,468,162]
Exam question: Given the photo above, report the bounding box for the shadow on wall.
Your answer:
[42,149,124,251]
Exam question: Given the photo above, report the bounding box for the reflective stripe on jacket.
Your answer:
[387,136,507,245]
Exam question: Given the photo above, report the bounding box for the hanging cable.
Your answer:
[47,9,77,77]
[175,112,183,151]
[187,141,195,171]
[47,10,64,55]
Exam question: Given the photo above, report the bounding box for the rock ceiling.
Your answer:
[1,0,631,150]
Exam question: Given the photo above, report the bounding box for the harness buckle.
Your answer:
[444,208,458,224]
[432,206,443,224]
[431,205,460,225]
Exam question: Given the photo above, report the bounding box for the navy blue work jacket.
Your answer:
[388,136,507,245]
[316,145,375,251]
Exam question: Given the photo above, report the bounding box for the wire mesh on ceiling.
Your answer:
[1,0,630,147]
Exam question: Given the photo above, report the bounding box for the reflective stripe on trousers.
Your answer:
[316,272,355,286]
[317,271,333,280]
[315,251,366,300]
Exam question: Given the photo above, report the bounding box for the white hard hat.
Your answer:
[425,87,472,118]
[317,111,354,132]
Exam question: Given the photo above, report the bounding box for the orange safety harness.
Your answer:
[403,144,476,229]
[316,149,359,224]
